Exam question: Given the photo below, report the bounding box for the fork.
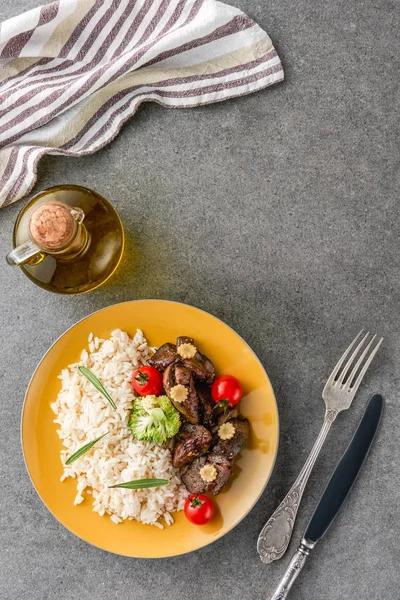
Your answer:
[257,330,383,564]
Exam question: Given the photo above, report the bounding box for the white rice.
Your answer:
[51,328,188,527]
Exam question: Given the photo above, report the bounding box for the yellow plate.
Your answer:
[22,300,279,557]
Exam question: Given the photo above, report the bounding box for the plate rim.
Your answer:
[21,299,280,558]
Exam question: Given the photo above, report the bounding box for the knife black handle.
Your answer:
[305,393,384,543]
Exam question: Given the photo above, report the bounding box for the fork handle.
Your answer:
[257,409,338,564]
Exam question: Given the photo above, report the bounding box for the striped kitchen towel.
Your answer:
[0,0,283,207]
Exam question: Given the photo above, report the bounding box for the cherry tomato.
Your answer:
[184,494,215,525]
[132,366,163,396]
[211,375,243,408]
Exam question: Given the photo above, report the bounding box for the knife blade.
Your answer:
[268,393,384,600]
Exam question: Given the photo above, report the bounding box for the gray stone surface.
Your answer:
[0,0,399,598]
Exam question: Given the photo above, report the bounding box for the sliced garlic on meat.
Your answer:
[169,384,188,404]
[199,464,217,482]
[177,343,197,359]
[218,422,236,441]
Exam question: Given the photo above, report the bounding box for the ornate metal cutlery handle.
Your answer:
[268,540,314,600]
[257,409,337,564]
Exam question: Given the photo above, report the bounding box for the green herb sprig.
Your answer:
[78,366,117,409]
[65,433,108,465]
[109,478,169,490]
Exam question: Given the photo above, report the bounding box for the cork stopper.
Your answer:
[29,201,76,251]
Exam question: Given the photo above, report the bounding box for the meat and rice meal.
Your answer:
[52,329,250,528]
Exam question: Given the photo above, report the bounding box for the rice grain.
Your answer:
[51,329,188,527]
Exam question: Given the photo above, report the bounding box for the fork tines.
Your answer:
[328,330,383,394]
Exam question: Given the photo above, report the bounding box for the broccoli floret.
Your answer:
[129,395,180,444]
[159,396,181,438]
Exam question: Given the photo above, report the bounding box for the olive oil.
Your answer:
[10,185,124,294]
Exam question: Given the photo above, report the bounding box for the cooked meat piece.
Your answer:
[207,453,233,494]
[176,336,195,348]
[181,456,207,495]
[181,453,233,496]
[172,423,212,468]
[196,383,215,427]
[213,417,250,460]
[183,352,215,384]
[216,406,239,426]
[178,370,200,424]
[174,336,215,384]
[174,364,191,386]
[148,343,177,371]
[163,362,175,392]
[210,407,239,436]
[163,363,200,424]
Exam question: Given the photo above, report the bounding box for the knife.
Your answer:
[268,393,384,600]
